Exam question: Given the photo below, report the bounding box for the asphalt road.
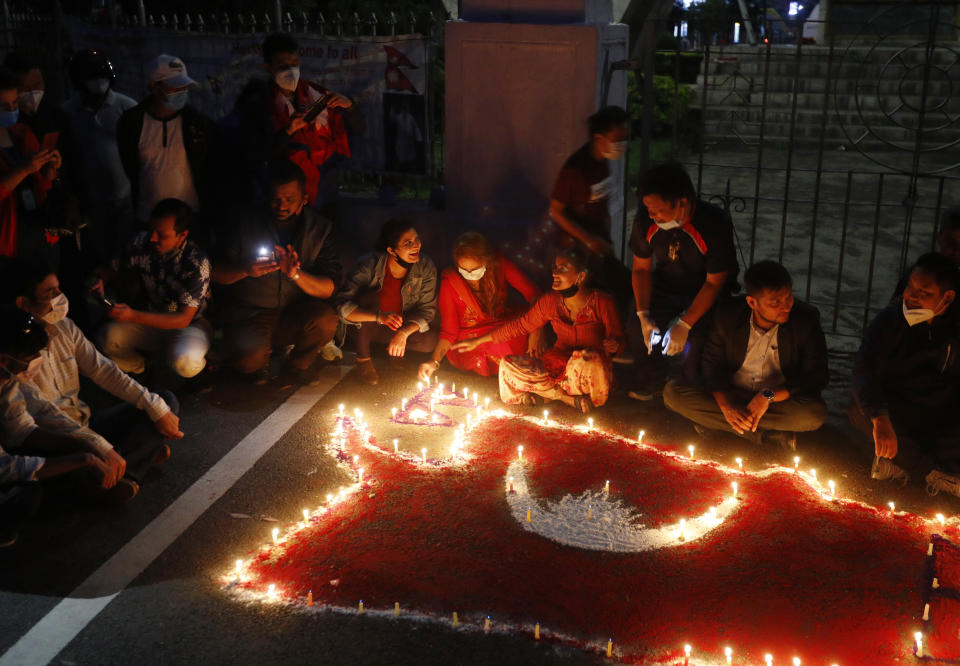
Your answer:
[0,354,956,666]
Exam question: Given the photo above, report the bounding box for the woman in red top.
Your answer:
[453,247,624,413]
[0,68,59,257]
[418,231,543,382]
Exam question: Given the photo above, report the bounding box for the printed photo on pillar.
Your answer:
[383,93,426,174]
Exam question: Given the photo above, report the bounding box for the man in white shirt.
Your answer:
[664,261,829,451]
[3,258,182,499]
[116,54,216,224]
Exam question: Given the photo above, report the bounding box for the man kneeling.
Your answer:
[664,261,828,451]
[850,252,960,497]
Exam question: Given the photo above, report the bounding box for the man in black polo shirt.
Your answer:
[549,105,631,308]
[628,163,738,399]
[211,160,340,385]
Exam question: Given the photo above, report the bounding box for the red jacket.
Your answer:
[0,124,52,256]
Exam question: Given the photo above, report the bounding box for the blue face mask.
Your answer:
[163,90,188,111]
[0,108,19,128]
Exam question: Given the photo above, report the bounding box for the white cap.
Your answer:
[147,54,196,87]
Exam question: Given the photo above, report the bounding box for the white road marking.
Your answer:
[0,366,349,666]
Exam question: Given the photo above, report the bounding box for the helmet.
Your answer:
[68,49,115,90]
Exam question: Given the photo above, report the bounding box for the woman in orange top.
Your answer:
[418,231,543,382]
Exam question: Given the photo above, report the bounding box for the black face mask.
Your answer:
[389,250,414,271]
[555,282,580,298]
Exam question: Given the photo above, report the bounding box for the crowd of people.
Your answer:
[1,32,959,549]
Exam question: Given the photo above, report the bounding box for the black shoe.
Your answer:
[761,430,797,452]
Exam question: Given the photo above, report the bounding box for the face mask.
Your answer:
[162,90,188,111]
[42,293,69,325]
[0,108,19,128]
[603,140,627,160]
[902,300,938,327]
[555,281,581,298]
[17,90,43,114]
[275,66,300,92]
[655,219,683,231]
[458,265,486,281]
[85,78,110,96]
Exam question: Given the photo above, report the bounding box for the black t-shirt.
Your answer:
[629,199,738,303]
[550,142,612,241]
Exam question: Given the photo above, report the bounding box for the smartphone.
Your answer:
[41,131,59,151]
[256,246,276,263]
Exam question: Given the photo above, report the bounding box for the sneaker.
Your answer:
[761,430,797,452]
[151,444,171,467]
[872,456,909,486]
[356,358,379,385]
[926,469,960,498]
[320,340,343,361]
[105,478,139,504]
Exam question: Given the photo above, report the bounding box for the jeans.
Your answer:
[100,320,211,378]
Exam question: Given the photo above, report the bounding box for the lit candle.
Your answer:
[438,383,444,395]
[725,646,732,664]
[736,457,743,473]
[915,632,923,656]
[391,407,397,419]
[302,508,310,522]
[679,518,686,540]
[684,644,692,662]
[793,659,801,666]
[936,513,946,526]
[793,455,800,472]
[393,439,399,454]
[604,480,610,493]
[353,407,360,418]
[517,445,524,461]
[473,391,479,406]
[358,468,364,484]
[688,444,695,459]
[235,559,242,578]
[923,602,930,620]
[326,493,333,503]
[731,481,738,497]
[508,477,515,493]
[452,381,456,394]
[709,506,718,521]
[308,590,313,606]
[267,583,276,598]
[417,382,423,392]
[271,527,279,545]
[430,399,435,413]
[485,397,490,408]
[889,501,896,513]
[394,601,400,616]
[525,508,532,522]
[765,655,773,666]
[463,387,469,399]
[401,398,407,411]
[484,616,491,633]
[543,409,549,423]
[587,417,594,429]
[638,429,645,443]
[810,468,818,484]
[338,404,344,415]
[358,600,364,614]
[606,639,613,658]
[453,612,459,627]
[422,447,427,463]
[587,505,593,520]
[534,622,540,639]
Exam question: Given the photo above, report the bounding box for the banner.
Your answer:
[62,18,429,173]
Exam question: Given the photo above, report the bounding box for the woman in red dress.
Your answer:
[452,247,623,413]
[418,231,543,381]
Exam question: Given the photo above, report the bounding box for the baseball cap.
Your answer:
[147,54,196,88]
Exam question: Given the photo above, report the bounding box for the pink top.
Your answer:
[491,290,624,355]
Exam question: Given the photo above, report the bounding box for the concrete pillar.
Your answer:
[444,0,629,251]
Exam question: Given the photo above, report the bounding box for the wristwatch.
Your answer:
[761,388,775,402]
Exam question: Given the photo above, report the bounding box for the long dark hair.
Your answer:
[452,231,505,317]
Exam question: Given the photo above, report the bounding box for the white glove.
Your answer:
[637,311,660,355]
[662,317,692,356]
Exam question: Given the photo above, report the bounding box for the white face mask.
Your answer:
[42,293,69,325]
[458,265,486,281]
[275,66,300,92]
[17,90,43,114]
[603,140,627,160]
[85,78,110,96]
[902,300,938,327]
[655,219,683,230]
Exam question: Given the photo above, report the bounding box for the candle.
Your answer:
[452,381,456,394]
[358,600,364,614]
[765,655,773,666]
[517,445,524,461]
[828,480,836,498]
[933,577,940,589]
[308,590,313,606]
[338,404,344,415]
[604,480,610,493]
[889,501,896,513]
[473,391,479,406]
[534,622,540,639]
[684,644,692,661]
[543,409,549,423]
[709,506,718,521]
[508,477,515,493]
[484,616,491,633]
[731,481,738,497]
[485,397,490,408]
[725,646,732,664]
[688,444,695,459]
[463,387,469,399]
[430,399,435,413]
[422,447,428,463]
[394,602,400,616]
[793,455,800,472]
[736,457,743,473]
[453,612,459,627]
[235,559,242,578]
[352,454,359,465]
[638,429,645,443]
[358,468,364,484]
[391,407,397,419]
[928,542,934,556]
[353,407,360,418]
[587,417,594,429]
[401,398,407,411]
[923,602,930,620]
[810,468,817,484]
[271,527,279,545]
[267,583,276,598]
[417,382,423,392]
[587,505,593,520]
[526,509,532,522]
[606,639,613,658]
[679,518,686,540]
[302,509,310,522]
[438,383,444,395]
[915,631,924,656]
[793,659,801,666]
[393,439,399,454]
[434,374,439,384]
[936,513,946,526]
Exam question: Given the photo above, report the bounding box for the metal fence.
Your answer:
[632,3,960,342]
